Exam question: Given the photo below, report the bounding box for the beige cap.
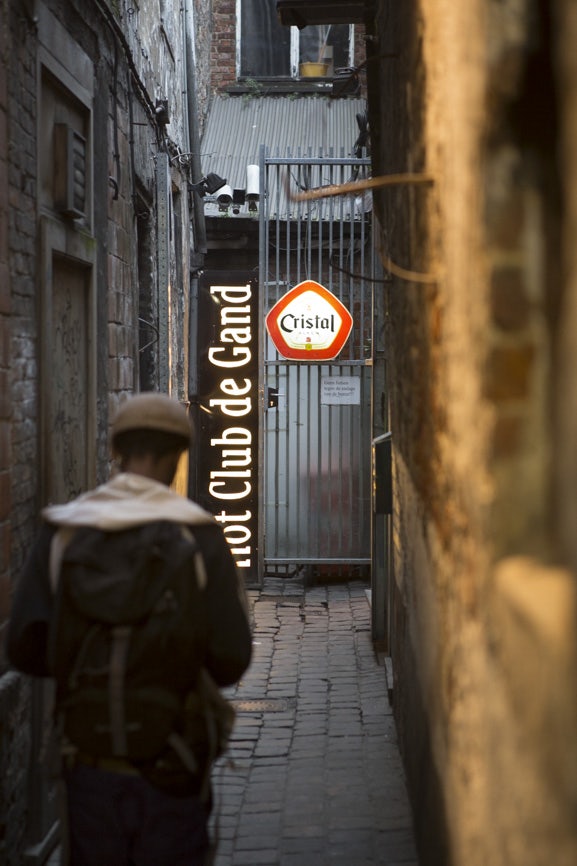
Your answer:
[111,392,191,441]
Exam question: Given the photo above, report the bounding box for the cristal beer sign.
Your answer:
[265,280,353,361]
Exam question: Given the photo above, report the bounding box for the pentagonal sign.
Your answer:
[265,280,353,361]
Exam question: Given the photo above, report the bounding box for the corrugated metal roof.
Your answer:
[200,94,369,220]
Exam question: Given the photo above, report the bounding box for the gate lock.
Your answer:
[265,386,279,409]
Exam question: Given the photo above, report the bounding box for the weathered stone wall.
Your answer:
[0,1,197,861]
[0,0,14,642]
[192,0,212,129]
[555,0,577,575]
[3,2,41,624]
[0,674,29,865]
[0,16,36,860]
[369,0,577,864]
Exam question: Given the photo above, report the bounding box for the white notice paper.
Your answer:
[321,376,361,405]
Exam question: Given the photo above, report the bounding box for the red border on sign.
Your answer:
[265,280,353,361]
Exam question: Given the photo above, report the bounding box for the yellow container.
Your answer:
[299,62,329,78]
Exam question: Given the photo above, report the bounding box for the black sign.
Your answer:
[197,271,259,583]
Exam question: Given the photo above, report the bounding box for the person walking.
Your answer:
[6,392,252,866]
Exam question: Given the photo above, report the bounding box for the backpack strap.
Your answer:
[109,625,132,755]
[167,732,200,774]
[49,526,77,594]
[180,525,207,590]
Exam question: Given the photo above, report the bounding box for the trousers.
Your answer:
[63,764,210,866]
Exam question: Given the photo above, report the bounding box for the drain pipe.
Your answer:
[183,1,206,499]
[183,1,207,263]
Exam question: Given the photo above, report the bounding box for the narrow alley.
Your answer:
[210,578,418,866]
[47,578,418,866]
[4,2,577,864]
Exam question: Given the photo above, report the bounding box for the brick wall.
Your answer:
[3,1,39,620]
[0,674,29,865]
[210,0,237,91]
[0,1,197,861]
[0,6,10,632]
[556,0,577,574]
[0,0,196,577]
[0,8,39,862]
[369,0,577,864]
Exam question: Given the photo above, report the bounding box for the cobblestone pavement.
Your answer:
[209,578,419,866]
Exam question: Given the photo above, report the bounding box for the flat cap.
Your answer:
[111,392,191,441]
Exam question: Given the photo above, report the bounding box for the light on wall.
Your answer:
[189,172,228,197]
[216,184,233,211]
[246,164,259,212]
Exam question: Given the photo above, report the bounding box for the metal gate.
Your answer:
[259,150,373,581]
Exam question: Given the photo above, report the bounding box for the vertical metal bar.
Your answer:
[278,162,286,562]
[306,148,312,280]
[286,149,292,291]
[275,162,282,299]
[316,364,320,563]
[293,364,299,558]
[337,157,344,348]
[354,195,364,554]
[339,364,345,556]
[348,184,355,362]
[278,161,283,566]
[296,149,302,285]
[328,160,334,295]
[258,145,267,583]
[317,147,323,283]
[348,371,354,559]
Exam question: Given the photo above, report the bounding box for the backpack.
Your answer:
[48,520,212,772]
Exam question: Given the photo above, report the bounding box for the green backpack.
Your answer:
[48,520,232,793]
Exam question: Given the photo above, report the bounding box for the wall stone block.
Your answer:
[490,412,524,460]
[483,344,535,401]
[490,266,530,331]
